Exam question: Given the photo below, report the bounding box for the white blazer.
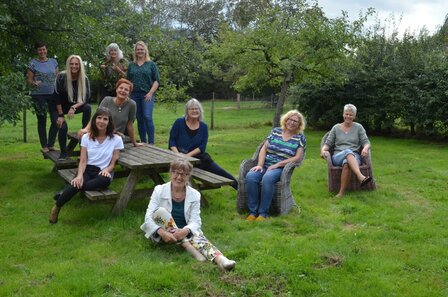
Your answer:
[140,182,202,242]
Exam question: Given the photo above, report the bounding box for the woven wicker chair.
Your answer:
[321,131,376,192]
[236,141,305,215]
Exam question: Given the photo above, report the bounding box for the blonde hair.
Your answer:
[58,55,88,104]
[133,41,151,62]
[280,110,306,134]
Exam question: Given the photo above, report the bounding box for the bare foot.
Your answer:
[335,193,344,198]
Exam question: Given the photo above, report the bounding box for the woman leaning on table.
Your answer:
[320,104,372,198]
[245,110,306,221]
[49,107,124,224]
[168,98,238,190]
[50,54,92,160]
[26,41,59,153]
[99,43,128,101]
[140,159,236,272]
[79,78,142,147]
[127,41,160,144]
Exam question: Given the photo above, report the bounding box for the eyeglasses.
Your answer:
[288,118,299,124]
[171,170,189,178]
[188,108,200,111]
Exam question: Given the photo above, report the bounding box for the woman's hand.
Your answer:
[98,170,112,179]
[57,116,65,128]
[100,64,106,69]
[172,228,189,241]
[67,107,75,119]
[320,150,329,159]
[78,128,88,139]
[361,147,369,157]
[267,163,279,171]
[250,165,263,172]
[159,229,177,244]
[144,92,154,102]
[71,176,83,189]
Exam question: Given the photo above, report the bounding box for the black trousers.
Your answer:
[56,165,112,207]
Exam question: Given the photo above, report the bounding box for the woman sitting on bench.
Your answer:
[168,98,237,190]
[49,107,124,224]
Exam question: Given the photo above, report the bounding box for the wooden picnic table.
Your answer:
[111,143,199,215]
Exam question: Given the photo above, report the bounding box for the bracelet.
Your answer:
[58,114,64,117]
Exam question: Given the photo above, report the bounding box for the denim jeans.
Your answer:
[332,149,361,166]
[131,91,154,144]
[245,167,283,218]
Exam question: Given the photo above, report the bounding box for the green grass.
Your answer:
[1,100,447,296]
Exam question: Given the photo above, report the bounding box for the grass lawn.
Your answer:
[0,100,447,296]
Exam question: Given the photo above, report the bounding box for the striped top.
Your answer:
[264,127,306,167]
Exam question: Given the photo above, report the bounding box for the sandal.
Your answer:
[360,176,372,187]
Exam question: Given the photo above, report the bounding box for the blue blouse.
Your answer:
[168,117,208,155]
[264,127,306,167]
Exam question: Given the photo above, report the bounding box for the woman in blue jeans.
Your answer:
[246,110,306,221]
[127,41,160,144]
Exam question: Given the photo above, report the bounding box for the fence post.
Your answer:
[210,92,215,130]
[23,108,27,143]
[237,93,240,110]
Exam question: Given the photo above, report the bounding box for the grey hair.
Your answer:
[184,98,204,121]
[105,43,124,61]
[170,159,193,175]
[344,104,357,116]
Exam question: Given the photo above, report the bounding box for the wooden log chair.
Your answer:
[320,131,376,192]
[236,141,305,215]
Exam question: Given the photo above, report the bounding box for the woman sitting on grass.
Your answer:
[49,107,124,224]
[245,110,306,221]
[320,104,372,197]
[140,159,236,272]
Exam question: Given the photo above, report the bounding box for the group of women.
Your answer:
[27,41,159,160]
[33,42,372,273]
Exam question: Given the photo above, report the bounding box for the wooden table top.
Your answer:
[118,143,199,170]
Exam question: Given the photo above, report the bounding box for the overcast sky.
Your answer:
[317,0,447,35]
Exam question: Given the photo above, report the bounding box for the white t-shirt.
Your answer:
[81,134,124,170]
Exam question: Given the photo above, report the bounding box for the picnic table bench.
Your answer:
[57,168,119,201]
[190,168,234,207]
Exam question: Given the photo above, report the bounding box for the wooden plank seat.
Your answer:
[43,150,78,171]
[190,168,234,207]
[191,168,234,190]
[57,168,118,201]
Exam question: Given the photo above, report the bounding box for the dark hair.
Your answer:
[115,78,133,93]
[89,107,115,140]
[34,41,46,49]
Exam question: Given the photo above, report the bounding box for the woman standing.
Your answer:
[245,110,306,221]
[99,43,128,101]
[320,104,372,197]
[50,55,92,160]
[79,78,142,147]
[50,107,124,224]
[127,41,160,144]
[26,41,59,153]
[141,159,236,271]
[169,99,238,190]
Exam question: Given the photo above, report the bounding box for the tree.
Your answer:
[209,0,369,127]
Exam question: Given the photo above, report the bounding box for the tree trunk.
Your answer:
[273,72,292,128]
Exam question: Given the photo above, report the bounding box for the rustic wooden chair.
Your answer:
[320,132,376,192]
[236,141,305,215]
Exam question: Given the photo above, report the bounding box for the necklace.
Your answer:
[114,97,127,112]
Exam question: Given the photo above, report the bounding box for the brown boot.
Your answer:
[49,205,61,224]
